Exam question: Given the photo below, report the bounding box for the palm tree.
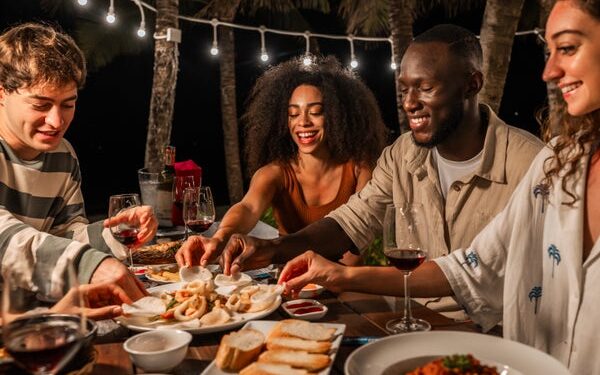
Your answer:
[194,0,329,204]
[478,0,525,113]
[145,0,180,172]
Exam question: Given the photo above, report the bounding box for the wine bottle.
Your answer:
[156,145,175,227]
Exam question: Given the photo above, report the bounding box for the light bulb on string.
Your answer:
[106,0,116,24]
[259,26,269,63]
[210,42,219,56]
[77,0,88,6]
[302,32,312,66]
[348,35,358,69]
[389,38,397,71]
[134,0,146,38]
[210,19,219,56]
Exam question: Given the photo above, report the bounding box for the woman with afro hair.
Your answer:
[176,55,387,268]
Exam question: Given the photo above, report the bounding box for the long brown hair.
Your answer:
[540,0,600,204]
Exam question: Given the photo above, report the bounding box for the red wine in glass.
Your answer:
[385,249,427,271]
[186,219,214,233]
[112,228,140,247]
[5,316,83,374]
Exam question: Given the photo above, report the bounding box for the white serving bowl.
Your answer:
[123,329,192,372]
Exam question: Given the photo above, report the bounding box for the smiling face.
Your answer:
[398,42,469,148]
[288,84,326,155]
[0,82,77,160]
[543,0,600,116]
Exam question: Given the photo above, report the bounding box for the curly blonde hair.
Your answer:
[540,0,600,205]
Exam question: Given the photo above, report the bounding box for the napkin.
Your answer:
[174,160,202,187]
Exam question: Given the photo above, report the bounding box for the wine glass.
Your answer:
[108,193,141,269]
[2,261,86,374]
[172,175,197,227]
[182,186,215,237]
[383,203,431,333]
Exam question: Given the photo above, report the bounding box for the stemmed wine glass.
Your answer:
[108,193,141,270]
[172,175,197,227]
[383,203,431,333]
[2,261,86,374]
[182,186,215,238]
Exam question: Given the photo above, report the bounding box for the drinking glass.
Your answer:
[108,193,141,269]
[2,262,86,375]
[182,186,215,237]
[172,175,197,227]
[383,203,431,333]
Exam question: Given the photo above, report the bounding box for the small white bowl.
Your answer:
[298,283,325,299]
[282,299,328,321]
[123,329,192,372]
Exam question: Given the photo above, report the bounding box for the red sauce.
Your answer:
[293,306,324,315]
[285,302,314,309]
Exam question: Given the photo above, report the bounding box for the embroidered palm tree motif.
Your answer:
[547,244,561,277]
[461,251,479,268]
[528,286,542,314]
[533,183,549,213]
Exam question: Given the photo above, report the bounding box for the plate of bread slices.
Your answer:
[203,319,345,375]
[118,268,283,334]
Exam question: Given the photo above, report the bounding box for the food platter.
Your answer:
[132,240,182,265]
[144,264,221,284]
[117,282,282,334]
[200,320,345,375]
[344,331,569,375]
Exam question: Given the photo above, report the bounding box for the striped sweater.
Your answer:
[0,138,127,298]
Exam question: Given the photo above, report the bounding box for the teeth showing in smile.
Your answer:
[410,116,428,125]
[561,82,581,94]
[40,130,59,136]
[297,131,317,139]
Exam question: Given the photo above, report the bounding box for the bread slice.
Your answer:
[266,337,332,354]
[258,349,331,372]
[215,328,265,371]
[269,319,336,342]
[239,362,315,375]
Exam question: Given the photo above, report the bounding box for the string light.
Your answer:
[133,0,146,37]
[389,38,397,70]
[348,35,358,69]
[78,0,547,73]
[106,0,116,24]
[259,26,269,62]
[210,18,219,56]
[302,32,312,66]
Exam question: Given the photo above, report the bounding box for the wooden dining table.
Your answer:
[91,291,502,374]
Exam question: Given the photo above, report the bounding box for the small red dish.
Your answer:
[281,299,327,321]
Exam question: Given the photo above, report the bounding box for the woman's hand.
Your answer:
[51,283,132,320]
[278,250,346,295]
[103,205,158,247]
[175,235,224,267]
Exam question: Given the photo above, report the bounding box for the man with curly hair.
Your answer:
[218,24,544,318]
[176,55,387,267]
[0,22,155,302]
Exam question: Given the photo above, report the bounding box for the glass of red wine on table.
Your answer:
[108,193,142,270]
[183,186,215,238]
[383,203,431,334]
[2,261,87,375]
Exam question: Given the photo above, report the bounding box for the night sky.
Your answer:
[0,1,548,217]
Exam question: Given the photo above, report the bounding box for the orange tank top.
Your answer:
[272,161,358,235]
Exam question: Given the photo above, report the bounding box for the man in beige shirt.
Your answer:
[183,25,542,315]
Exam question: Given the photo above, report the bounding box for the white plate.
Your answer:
[201,320,345,375]
[344,331,569,375]
[117,282,281,334]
